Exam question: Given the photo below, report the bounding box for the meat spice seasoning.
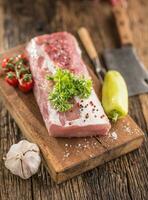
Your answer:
[85,113,89,119]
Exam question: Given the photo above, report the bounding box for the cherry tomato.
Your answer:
[1,58,15,72]
[1,58,9,68]
[5,72,18,87]
[18,74,33,92]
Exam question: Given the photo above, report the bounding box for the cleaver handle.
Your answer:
[78,27,105,81]
[112,4,133,46]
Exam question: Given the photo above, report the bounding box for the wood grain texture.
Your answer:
[0,0,148,199]
[112,4,133,46]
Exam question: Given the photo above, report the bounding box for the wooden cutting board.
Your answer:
[0,45,145,183]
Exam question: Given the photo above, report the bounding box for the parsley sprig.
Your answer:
[47,68,92,112]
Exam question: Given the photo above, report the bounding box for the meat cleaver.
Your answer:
[103,4,148,96]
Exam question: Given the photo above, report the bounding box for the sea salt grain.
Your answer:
[123,125,131,133]
[111,132,118,140]
[64,152,70,158]
[125,126,131,133]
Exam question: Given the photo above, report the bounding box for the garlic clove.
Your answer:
[4,140,41,179]
[21,159,33,179]
[5,157,24,178]
[22,151,41,179]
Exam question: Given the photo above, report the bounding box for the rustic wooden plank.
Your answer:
[89,1,148,200]
[0,106,33,200]
[0,1,33,200]
[0,0,148,199]
[0,0,4,51]
[128,0,148,128]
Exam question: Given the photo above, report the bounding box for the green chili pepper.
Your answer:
[102,70,128,122]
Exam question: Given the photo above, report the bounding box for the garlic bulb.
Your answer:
[4,140,41,179]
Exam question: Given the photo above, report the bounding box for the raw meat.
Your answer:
[26,32,111,137]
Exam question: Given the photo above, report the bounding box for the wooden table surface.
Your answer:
[0,0,148,199]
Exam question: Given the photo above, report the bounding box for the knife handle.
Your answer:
[112,4,133,46]
[77,27,105,79]
[78,27,98,61]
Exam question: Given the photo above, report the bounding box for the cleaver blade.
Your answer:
[103,46,148,96]
[105,3,148,96]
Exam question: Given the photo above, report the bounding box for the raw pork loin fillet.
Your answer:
[26,32,111,137]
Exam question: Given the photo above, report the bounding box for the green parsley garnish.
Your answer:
[47,68,92,112]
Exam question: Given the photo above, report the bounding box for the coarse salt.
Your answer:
[111,132,118,140]
[64,152,70,158]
